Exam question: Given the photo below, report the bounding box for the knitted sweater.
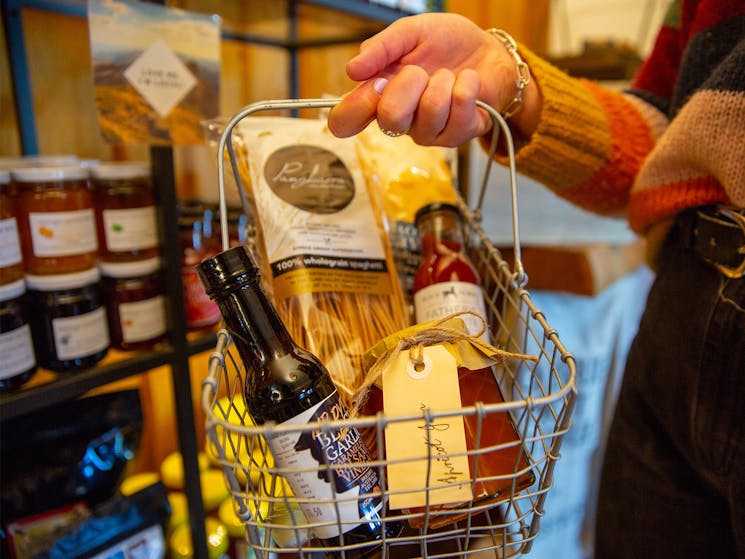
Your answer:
[512,0,745,260]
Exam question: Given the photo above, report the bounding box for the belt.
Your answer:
[677,205,745,278]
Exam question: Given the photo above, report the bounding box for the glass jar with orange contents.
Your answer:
[90,161,160,262]
[12,165,98,274]
[0,170,24,284]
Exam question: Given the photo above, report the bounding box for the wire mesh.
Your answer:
[201,99,577,559]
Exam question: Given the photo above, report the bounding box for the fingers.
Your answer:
[327,79,381,138]
[407,68,455,144]
[345,17,421,81]
[375,65,429,134]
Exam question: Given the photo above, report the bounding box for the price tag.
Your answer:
[382,345,473,509]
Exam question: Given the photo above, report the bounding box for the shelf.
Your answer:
[0,332,217,421]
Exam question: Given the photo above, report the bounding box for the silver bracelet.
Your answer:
[486,28,532,118]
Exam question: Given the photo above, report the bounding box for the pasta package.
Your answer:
[236,117,409,410]
[354,125,460,309]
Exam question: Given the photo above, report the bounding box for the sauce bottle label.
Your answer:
[0,217,22,267]
[0,324,36,379]
[102,206,158,251]
[52,306,109,360]
[29,209,98,257]
[413,281,488,339]
[265,391,382,539]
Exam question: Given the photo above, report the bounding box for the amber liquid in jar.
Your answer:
[0,171,24,284]
[90,161,160,262]
[410,202,534,528]
[12,165,98,274]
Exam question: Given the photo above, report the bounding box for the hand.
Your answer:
[327,12,540,147]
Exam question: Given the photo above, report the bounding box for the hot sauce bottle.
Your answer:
[197,245,401,558]
[410,202,534,528]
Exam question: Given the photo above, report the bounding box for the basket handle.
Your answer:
[215,98,525,284]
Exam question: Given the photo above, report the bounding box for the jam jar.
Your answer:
[99,257,168,350]
[12,164,98,274]
[0,278,37,391]
[178,200,220,330]
[0,170,24,284]
[90,161,160,262]
[25,267,110,372]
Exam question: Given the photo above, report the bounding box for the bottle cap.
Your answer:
[196,245,260,299]
[414,201,462,225]
[99,257,161,279]
[10,164,88,183]
[89,161,151,180]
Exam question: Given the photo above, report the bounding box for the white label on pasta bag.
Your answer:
[29,209,97,257]
[247,130,391,298]
[414,281,489,338]
[119,295,167,343]
[265,391,383,540]
[0,325,36,379]
[0,217,22,267]
[52,307,109,360]
[103,206,158,251]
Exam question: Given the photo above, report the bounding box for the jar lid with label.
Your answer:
[0,278,25,301]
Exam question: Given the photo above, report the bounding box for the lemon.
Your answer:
[161,450,210,490]
[119,472,159,496]
[168,517,229,559]
[201,468,230,512]
[167,491,189,534]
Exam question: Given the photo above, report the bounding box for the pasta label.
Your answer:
[252,141,393,301]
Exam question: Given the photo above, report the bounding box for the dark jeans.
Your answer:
[594,212,745,558]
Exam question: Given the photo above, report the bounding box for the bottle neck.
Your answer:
[418,209,465,256]
[217,279,295,366]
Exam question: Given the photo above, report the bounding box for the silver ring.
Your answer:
[379,127,406,138]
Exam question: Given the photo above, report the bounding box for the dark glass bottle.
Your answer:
[197,245,400,558]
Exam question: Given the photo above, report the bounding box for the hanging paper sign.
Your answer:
[88,0,221,145]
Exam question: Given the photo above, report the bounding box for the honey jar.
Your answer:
[12,165,98,274]
[90,161,160,262]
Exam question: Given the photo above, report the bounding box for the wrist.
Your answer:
[485,28,542,138]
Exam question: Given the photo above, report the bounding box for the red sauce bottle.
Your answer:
[410,202,534,528]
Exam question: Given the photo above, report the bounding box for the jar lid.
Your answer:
[0,279,25,301]
[98,257,161,279]
[414,201,463,225]
[0,155,79,170]
[0,170,9,184]
[25,268,101,291]
[89,161,151,180]
[11,164,88,183]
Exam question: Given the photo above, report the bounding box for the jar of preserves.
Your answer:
[0,170,24,284]
[12,165,98,274]
[90,161,160,262]
[0,278,37,391]
[99,257,168,351]
[179,200,220,330]
[25,267,109,372]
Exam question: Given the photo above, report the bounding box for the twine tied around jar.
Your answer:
[349,311,537,418]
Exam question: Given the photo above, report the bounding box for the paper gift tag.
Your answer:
[383,345,473,509]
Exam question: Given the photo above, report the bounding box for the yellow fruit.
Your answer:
[160,451,210,490]
[119,472,159,496]
[217,497,245,540]
[168,517,228,559]
[167,491,189,533]
[201,469,230,512]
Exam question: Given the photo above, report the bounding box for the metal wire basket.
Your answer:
[202,99,576,559]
